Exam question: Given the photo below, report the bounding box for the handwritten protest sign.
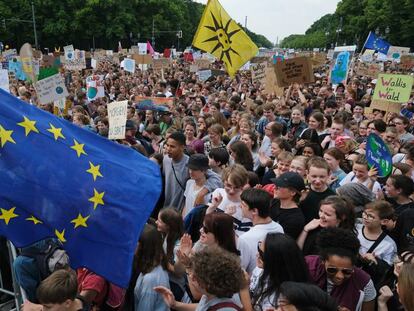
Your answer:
[86,75,105,101]
[64,45,75,61]
[108,100,128,140]
[124,58,136,73]
[311,53,326,67]
[64,50,86,70]
[355,62,381,78]
[132,54,152,65]
[387,46,410,61]
[194,59,211,69]
[138,43,147,55]
[0,69,9,92]
[263,66,284,97]
[366,133,392,178]
[370,99,401,114]
[373,74,413,103]
[34,73,68,105]
[400,55,414,70]
[152,58,171,71]
[274,57,314,87]
[197,70,212,82]
[251,63,267,84]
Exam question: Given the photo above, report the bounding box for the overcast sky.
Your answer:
[194,0,341,44]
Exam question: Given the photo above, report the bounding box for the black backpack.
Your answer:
[20,238,69,279]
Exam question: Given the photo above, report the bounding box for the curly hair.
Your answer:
[317,228,360,264]
[191,247,244,298]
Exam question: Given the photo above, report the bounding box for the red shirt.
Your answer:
[77,268,108,307]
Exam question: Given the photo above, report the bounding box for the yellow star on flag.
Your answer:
[89,188,105,210]
[192,0,258,77]
[71,139,87,157]
[86,162,103,181]
[55,229,66,243]
[17,116,39,136]
[47,123,65,140]
[26,215,42,225]
[0,207,19,225]
[0,124,16,147]
[71,213,90,229]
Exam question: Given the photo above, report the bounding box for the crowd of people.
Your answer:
[1,48,414,311]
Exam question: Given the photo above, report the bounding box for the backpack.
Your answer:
[207,301,242,311]
[20,238,69,279]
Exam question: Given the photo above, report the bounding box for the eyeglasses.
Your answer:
[362,211,377,221]
[326,266,354,276]
[257,241,264,259]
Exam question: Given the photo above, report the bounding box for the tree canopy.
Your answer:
[280,0,414,50]
[0,0,272,51]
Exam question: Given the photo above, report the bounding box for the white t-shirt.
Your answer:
[249,267,277,310]
[339,172,382,194]
[211,188,253,236]
[356,224,397,266]
[183,180,210,218]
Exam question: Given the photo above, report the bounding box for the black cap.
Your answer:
[271,172,305,192]
[187,154,209,170]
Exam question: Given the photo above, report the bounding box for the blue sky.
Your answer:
[194,0,341,43]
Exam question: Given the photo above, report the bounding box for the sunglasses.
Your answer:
[257,242,264,259]
[326,266,354,276]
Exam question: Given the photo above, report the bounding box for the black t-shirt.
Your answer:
[269,199,305,240]
[390,208,414,252]
[299,188,335,223]
[302,227,322,256]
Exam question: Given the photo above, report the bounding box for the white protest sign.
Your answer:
[123,58,135,73]
[53,98,66,110]
[86,75,105,101]
[91,58,97,69]
[34,73,68,105]
[64,45,75,60]
[361,49,375,63]
[106,50,113,56]
[197,70,212,82]
[138,43,147,55]
[108,100,128,140]
[0,69,10,92]
[189,65,198,73]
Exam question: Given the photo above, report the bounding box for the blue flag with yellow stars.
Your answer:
[0,89,162,288]
[363,31,391,54]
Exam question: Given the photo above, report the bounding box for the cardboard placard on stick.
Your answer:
[152,58,171,71]
[107,100,128,140]
[251,63,267,84]
[263,66,284,97]
[132,54,152,64]
[274,57,314,87]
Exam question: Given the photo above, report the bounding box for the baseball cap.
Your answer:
[187,154,210,170]
[271,172,305,192]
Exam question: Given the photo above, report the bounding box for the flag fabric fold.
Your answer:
[0,88,162,287]
[192,0,258,77]
[363,31,391,54]
[147,41,155,55]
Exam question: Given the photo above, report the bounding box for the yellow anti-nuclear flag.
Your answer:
[192,0,258,77]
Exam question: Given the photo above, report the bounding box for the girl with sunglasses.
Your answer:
[306,228,376,311]
[251,233,309,311]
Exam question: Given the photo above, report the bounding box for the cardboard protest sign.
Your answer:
[370,99,401,114]
[311,53,326,67]
[194,59,211,69]
[400,55,414,70]
[250,56,269,64]
[34,73,68,105]
[0,69,9,92]
[107,100,128,140]
[274,57,314,87]
[132,54,152,65]
[190,65,199,73]
[387,46,410,61]
[263,66,284,97]
[86,75,105,101]
[251,63,267,84]
[197,70,212,82]
[123,58,136,73]
[152,58,171,71]
[366,133,393,177]
[373,74,413,103]
[355,62,382,78]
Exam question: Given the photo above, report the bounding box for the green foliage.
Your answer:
[0,0,271,51]
[280,0,414,50]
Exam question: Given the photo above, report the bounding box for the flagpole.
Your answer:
[361,31,371,54]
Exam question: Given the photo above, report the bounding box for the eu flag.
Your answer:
[363,31,391,54]
[0,89,162,287]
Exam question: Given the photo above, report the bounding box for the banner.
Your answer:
[251,63,267,84]
[108,100,128,139]
[34,73,68,105]
[0,69,9,92]
[86,75,105,101]
[274,57,314,87]
[366,133,392,178]
[373,74,413,103]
